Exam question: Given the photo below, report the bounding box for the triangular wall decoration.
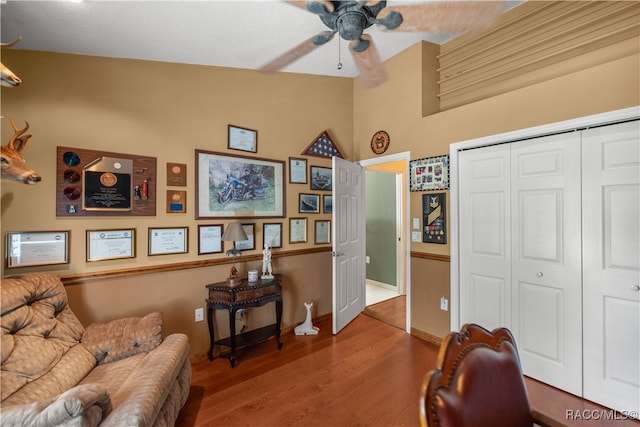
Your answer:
[301,130,344,159]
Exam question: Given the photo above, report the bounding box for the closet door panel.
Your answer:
[583,121,640,414]
[459,145,511,330]
[511,133,583,395]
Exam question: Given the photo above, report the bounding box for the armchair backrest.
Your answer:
[420,323,533,427]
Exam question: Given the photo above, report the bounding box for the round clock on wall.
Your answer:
[371,130,390,155]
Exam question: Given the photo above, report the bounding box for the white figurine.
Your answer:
[294,302,319,335]
[261,243,273,279]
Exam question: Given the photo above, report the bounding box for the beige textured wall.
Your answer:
[1,50,348,359]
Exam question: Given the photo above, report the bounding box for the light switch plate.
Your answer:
[412,218,420,230]
[411,231,421,242]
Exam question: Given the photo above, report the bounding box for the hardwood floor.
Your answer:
[177,314,639,427]
[363,295,406,331]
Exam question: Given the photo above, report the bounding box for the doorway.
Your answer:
[359,152,411,332]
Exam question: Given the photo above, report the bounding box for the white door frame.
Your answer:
[450,106,640,331]
[360,151,412,333]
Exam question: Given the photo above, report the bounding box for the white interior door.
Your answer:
[459,144,512,330]
[510,133,583,395]
[332,156,365,334]
[582,121,640,413]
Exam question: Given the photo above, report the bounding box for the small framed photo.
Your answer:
[148,227,188,256]
[198,224,223,255]
[228,125,257,153]
[299,193,320,214]
[6,230,71,268]
[289,217,307,244]
[234,223,255,250]
[263,222,283,249]
[310,166,332,191]
[323,195,333,214]
[289,157,308,184]
[314,220,331,244]
[86,229,135,262]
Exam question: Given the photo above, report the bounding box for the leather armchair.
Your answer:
[420,323,567,427]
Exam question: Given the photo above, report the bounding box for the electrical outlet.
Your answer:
[194,308,204,322]
[440,297,448,312]
[366,256,370,264]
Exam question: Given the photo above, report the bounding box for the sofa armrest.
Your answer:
[100,333,191,427]
[0,383,111,427]
[81,312,163,365]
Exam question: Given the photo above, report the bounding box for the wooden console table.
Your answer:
[206,274,283,367]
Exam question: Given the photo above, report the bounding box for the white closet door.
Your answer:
[582,121,640,414]
[510,133,583,395]
[459,144,511,330]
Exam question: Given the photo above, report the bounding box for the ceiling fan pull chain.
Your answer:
[337,21,343,70]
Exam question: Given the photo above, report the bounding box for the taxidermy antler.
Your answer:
[1,37,23,87]
[1,119,42,184]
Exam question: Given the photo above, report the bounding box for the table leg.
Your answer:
[229,308,237,368]
[275,297,283,350]
[207,305,215,361]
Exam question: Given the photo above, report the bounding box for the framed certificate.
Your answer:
[228,125,257,153]
[6,230,70,268]
[263,222,282,249]
[288,157,307,184]
[234,223,255,251]
[314,220,331,244]
[86,229,135,262]
[289,217,307,244]
[148,227,188,255]
[198,224,223,255]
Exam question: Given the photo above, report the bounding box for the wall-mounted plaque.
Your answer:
[167,162,187,186]
[83,156,133,211]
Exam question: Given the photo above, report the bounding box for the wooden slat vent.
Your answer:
[437,1,640,110]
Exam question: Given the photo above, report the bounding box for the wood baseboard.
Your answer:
[410,327,443,347]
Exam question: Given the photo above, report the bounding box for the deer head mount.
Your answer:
[1,119,42,184]
[1,37,23,87]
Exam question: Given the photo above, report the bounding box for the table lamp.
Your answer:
[222,222,248,286]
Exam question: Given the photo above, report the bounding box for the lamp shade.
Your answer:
[222,222,248,242]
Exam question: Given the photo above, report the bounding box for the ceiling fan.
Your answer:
[260,1,505,88]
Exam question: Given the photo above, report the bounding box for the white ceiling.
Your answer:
[1,1,521,79]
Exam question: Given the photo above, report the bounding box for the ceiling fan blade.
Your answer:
[350,35,387,89]
[379,1,505,33]
[285,1,335,14]
[260,33,333,73]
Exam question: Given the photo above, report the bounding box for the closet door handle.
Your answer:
[631,285,640,292]
[536,271,544,278]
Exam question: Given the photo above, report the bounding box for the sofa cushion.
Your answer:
[1,273,90,403]
[81,311,163,365]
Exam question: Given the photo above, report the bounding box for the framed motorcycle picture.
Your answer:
[195,150,286,219]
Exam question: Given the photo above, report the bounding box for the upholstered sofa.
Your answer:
[0,272,191,426]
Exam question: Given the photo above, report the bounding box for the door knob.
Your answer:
[536,271,544,278]
[631,285,640,292]
[331,251,344,257]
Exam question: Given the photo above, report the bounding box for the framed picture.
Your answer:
[410,155,450,191]
[148,227,188,255]
[198,224,223,255]
[263,222,283,249]
[289,157,307,184]
[234,223,255,250]
[166,190,186,213]
[228,125,257,153]
[422,193,447,244]
[289,217,307,243]
[6,230,70,268]
[86,229,135,262]
[314,220,331,244]
[323,195,333,214]
[310,166,332,191]
[299,193,320,214]
[195,150,285,219]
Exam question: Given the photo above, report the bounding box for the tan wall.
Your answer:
[1,50,348,359]
[353,40,639,339]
